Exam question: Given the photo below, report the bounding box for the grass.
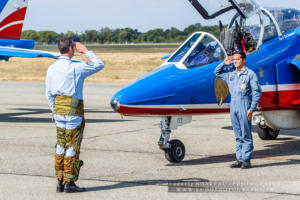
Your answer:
[0,44,179,83]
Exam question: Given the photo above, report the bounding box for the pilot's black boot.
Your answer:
[56,179,64,193]
[64,181,86,193]
[230,160,242,168]
[241,161,252,169]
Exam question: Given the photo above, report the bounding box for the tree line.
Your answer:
[21,23,220,44]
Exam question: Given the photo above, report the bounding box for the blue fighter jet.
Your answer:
[111,0,300,162]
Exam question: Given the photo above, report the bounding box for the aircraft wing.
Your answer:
[0,46,60,61]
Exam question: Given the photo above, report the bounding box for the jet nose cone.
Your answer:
[110,98,120,111]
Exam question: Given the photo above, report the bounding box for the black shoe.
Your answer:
[64,181,86,193]
[230,160,242,168]
[56,179,64,193]
[241,161,252,169]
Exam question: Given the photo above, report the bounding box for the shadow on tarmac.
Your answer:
[222,125,300,136]
[167,136,300,168]
[0,108,132,123]
[84,178,208,192]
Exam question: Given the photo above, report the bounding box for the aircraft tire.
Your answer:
[257,126,279,140]
[164,139,185,163]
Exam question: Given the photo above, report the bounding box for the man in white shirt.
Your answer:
[46,37,104,192]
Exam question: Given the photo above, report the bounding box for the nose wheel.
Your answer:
[158,116,187,163]
[254,114,280,140]
[164,139,185,163]
[257,126,279,140]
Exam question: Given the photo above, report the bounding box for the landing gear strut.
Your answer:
[158,116,187,163]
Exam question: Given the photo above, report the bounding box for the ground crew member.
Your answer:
[214,51,261,169]
[46,36,104,192]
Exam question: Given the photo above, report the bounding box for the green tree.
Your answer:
[119,30,130,43]
[21,23,222,44]
[21,30,39,40]
[84,30,98,43]
[183,23,202,36]
[143,28,165,42]
[39,31,60,44]
[66,31,75,37]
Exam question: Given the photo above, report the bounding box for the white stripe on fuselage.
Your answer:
[261,83,300,92]
[278,83,300,91]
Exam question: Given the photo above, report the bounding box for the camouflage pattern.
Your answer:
[56,127,66,148]
[54,121,85,182]
[54,154,64,180]
[53,95,84,117]
[53,95,85,182]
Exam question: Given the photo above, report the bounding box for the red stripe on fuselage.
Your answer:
[278,90,300,108]
[259,90,300,109]
[0,7,27,39]
[116,89,300,116]
[117,106,230,116]
[259,91,278,108]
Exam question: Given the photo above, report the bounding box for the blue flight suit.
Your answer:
[214,62,262,162]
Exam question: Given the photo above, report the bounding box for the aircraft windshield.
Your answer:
[168,33,201,63]
[184,35,225,68]
[267,8,300,33]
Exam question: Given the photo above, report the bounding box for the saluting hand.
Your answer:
[224,56,233,65]
[75,42,88,54]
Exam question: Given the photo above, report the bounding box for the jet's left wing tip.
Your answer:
[0,46,60,60]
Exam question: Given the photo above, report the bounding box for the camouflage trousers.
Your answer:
[54,119,85,182]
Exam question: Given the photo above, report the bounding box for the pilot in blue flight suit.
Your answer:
[214,51,261,169]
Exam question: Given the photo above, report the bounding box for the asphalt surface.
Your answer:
[0,81,300,200]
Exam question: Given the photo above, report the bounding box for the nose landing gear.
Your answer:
[158,116,191,163]
[254,114,280,140]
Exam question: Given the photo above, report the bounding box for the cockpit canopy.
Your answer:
[267,7,300,33]
[225,7,300,55]
[188,0,260,19]
[187,0,300,56]
[166,2,300,69]
[167,32,226,68]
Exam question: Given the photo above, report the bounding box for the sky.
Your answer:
[23,0,299,33]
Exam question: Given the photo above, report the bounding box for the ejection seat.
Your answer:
[219,21,257,56]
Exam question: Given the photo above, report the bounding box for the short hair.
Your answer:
[233,51,246,60]
[58,36,74,54]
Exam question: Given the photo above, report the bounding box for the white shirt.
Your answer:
[45,51,104,111]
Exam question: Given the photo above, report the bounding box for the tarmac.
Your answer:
[0,81,300,200]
